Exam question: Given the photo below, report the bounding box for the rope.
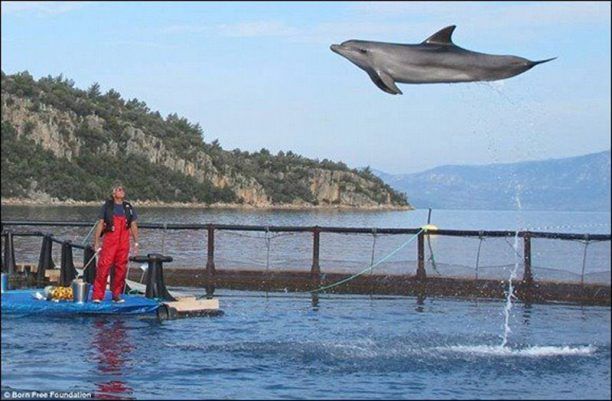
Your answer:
[475,232,485,280]
[81,221,98,246]
[580,239,590,287]
[368,228,377,300]
[221,230,298,240]
[310,229,423,294]
[424,208,440,276]
[369,228,377,273]
[504,235,523,259]
[265,227,271,272]
[525,222,611,233]
[426,233,441,276]
[161,222,167,255]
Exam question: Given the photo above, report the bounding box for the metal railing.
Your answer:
[2,220,610,286]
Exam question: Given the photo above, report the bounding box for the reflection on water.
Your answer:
[91,319,134,400]
[522,303,533,325]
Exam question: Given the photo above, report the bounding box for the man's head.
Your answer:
[111,182,126,202]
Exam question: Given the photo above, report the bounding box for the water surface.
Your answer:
[1,290,610,399]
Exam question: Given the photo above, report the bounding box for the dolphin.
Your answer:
[330,25,556,95]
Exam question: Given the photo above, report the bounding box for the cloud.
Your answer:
[217,21,300,38]
[1,1,90,16]
[163,21,300,38]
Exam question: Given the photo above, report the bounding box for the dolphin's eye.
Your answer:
[359,49,368,54]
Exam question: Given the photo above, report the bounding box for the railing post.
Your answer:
[206,224,216,274]
[416,231,426,281]
[523,232,533,285]
[311,226,321,285]
[206,224,216,297]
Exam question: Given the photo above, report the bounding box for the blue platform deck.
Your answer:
[1,289,160,316]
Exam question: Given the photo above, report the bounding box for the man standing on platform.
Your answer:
[92,182,139,303]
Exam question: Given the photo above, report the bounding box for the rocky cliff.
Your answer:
[1,71,409,208]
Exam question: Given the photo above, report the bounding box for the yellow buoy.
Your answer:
[421,224,439,232]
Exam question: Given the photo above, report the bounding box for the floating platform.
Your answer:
[159,297,222,319]
[1,289,222,320]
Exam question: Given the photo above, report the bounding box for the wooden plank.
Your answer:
[164,298,219,312]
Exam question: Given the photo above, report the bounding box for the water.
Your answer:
[501,232,519,348]
[1,290,610,399]
[2,206,611,233]
[1,208,611,398]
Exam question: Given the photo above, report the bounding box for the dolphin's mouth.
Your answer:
[330,44,343,54]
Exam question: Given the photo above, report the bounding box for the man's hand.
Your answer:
[132,242,140,256]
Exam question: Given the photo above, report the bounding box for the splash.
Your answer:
[501,191,525,348]
[501,230,520,348]
[443,344,596,357]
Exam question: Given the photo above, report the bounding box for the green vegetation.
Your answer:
[1,71,408,206]
[1,121,235,203]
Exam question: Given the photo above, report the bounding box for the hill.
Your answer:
[0,71,408,208]
[374,151,611,211]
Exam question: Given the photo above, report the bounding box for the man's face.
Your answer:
[113,186,125,200]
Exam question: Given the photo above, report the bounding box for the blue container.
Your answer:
[1,273,8,293]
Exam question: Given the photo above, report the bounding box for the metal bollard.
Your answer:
[3,232,16,274]
[60,241,78,286]
[130,253,176,301]
[83,246,97,285]
[37,235,54,284]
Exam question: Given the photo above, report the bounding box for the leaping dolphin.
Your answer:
[330,25,556,95]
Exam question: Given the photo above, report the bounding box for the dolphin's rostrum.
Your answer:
[330,25,556,95]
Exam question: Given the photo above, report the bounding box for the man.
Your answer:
[92,183,139,303]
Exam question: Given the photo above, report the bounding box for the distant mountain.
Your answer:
[374,151,611,211]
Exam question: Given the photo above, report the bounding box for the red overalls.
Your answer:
[93,214,131,300]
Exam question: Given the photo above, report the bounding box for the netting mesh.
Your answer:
[423,234,524,280]
[319,232,418,275]
[214,230,312,272]
[2,226,610,286]
[531,238,611,284]
[137,227,207,269]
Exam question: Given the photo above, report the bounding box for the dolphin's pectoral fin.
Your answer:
[367,70,403,95]
[422,25,456,45]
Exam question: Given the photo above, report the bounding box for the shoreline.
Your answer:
[0,197,413,211]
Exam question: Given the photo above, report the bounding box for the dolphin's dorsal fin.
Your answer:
[423,25,456,45]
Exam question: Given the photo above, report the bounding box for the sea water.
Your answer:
[1,290,610,399]
[1,207,610,399]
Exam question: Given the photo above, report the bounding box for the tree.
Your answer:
[105,89,122,102]
[87,82,101,98]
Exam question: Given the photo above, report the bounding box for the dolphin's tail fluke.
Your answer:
[531,57,557,66]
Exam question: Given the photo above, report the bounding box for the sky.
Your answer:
[1,1,610,174]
